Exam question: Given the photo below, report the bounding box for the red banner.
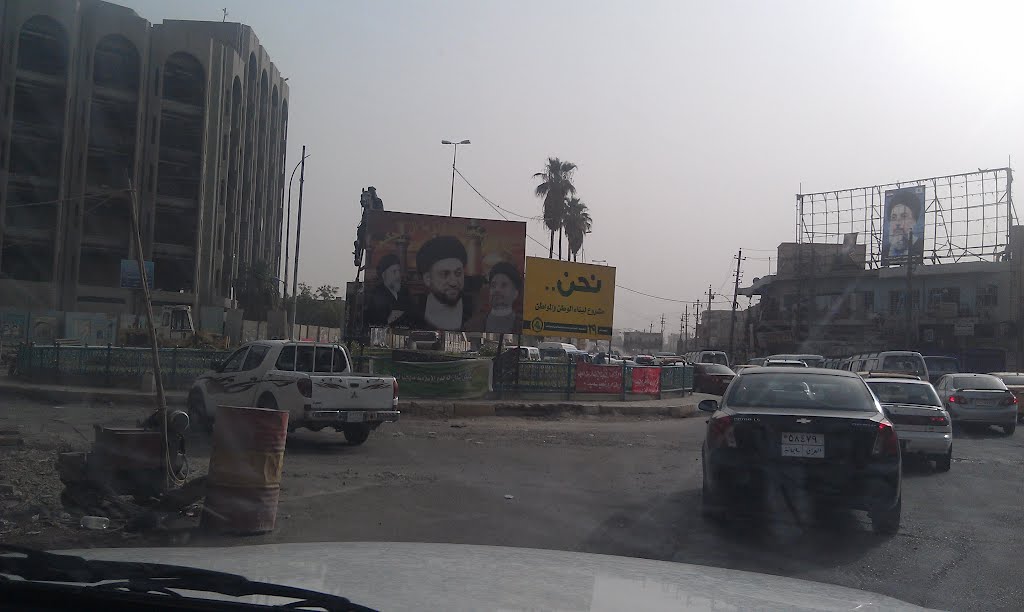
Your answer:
[631,367,661,395]
[575,363,624,393]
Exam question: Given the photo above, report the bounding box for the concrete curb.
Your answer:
[0,378,702,419]
[0,379,186,407]
[402,400,700,419]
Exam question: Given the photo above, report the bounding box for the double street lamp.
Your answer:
[441,139,470,216]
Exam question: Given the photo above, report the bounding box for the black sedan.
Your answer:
[700,367,902,533]
[693,363,736,395]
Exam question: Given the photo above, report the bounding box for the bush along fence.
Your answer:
[13,344,232,391]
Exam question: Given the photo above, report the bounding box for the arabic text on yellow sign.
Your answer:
[522,257,615,339]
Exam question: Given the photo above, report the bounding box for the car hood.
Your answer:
[67,542,933,611]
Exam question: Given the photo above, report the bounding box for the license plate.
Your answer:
[976,400,996,407]
[781,432,825,458]
[346,412,365,423]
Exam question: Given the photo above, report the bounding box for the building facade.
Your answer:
[742,227,1024,371]
[0,0,288,320]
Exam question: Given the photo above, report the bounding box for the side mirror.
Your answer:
[698,399,719,413]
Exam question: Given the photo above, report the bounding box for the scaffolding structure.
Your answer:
[796,168,1017,268]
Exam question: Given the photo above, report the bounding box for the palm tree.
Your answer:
[563,197,593,262]
[532,157,577,259]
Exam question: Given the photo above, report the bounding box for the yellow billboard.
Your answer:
[522,257,615,339]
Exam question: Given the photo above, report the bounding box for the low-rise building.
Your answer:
[741,227,1024,371]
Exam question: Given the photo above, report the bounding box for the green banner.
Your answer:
[372,358,492,399]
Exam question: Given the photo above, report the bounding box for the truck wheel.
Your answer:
[343,424,371,446]
[256,393,278,410]
[187,392,213,434]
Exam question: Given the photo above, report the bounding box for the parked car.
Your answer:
[188,340,400,445]
[693,363,736,395]
[699,368,902,533]
[766,354,826,368]
[935,373,1017,435]
[634,355,658,366]
[988,372,1024,422]
[763,359,808,368]
[683,350,731,367]
[866,377,952,471]
[747,357,767,366]
[841,351,929,381]
[924,355,960,384]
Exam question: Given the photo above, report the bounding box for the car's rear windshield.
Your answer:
[881,355,927,376]
[997,375,1024,385]
[925,357,958,374]
[951,375,1006,391]
[700,353,729,365]
[867,381,942,406]
[725,373,876,411]
[700,364,734,375]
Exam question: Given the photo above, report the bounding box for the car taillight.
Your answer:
[948,394,966,404]
[296,377,312,398]
[872,421,899,457]
[1003,394,1018,406]
[707,415,736,449]
[929,415,949,426]
[393,378,399,400]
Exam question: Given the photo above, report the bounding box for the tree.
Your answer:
[287,283,344,328]
[532,157,577,259]
[563,197,593,262]
[234,260,278,320]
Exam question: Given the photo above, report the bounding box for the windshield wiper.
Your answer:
[0,544,376,611]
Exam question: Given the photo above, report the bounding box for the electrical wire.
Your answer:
[453,166,559,252]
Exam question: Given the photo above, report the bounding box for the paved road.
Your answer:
[3,397,1022,610]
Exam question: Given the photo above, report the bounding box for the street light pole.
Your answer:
[290,145,307,336]
[282,151,311,305]
[442,139,470,216]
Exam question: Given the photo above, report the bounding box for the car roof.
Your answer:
[989,371,1024,376]
[739,367,860,377]
[865,377,932,385]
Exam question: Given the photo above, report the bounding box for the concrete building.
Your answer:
[741,227,1024,371]
[0,0,288,322]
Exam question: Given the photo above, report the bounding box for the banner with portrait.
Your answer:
[881,186,926,266]
[362,211,527,333]
[521,258,615,339]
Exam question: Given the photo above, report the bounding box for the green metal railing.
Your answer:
[14,344,232,391]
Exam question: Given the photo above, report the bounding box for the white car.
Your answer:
[866,377,953,471]
[188,340,399,445]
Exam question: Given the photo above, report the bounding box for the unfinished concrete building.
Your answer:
[0,0,289,321]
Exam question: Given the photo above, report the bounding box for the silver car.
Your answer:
[866,378,953,471]
[935,373,1018,435]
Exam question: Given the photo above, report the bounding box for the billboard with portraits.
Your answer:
[362,211,527,333]
[881,186,926,266]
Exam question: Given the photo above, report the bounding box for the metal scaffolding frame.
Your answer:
[796,167,1017,268]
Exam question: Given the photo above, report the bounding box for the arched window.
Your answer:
[162,52,204,106]
[93,35,139,91]
[17,16,69,76]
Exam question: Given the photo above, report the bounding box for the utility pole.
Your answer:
[681,305,689,352]
[290,145,306,332]
[905,229,914,348]
[693,300,701,350]
[704,285,715,348]
[728,249,745,358]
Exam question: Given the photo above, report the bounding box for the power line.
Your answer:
[455,168,540,220]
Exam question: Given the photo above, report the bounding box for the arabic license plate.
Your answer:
[780,432,825,458]
[977,399,996,407]
[346,412,365,423]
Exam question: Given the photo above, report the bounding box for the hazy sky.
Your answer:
[122,0,1024,334]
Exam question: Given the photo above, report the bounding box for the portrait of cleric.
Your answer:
[361,211,527,333]
[881,186,926,265]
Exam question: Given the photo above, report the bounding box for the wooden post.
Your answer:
[126,175,170,488]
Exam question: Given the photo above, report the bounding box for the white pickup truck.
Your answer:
[187,340,399,445]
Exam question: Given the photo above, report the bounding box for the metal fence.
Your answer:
[14,344,232,391]
[496,360,693,398]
